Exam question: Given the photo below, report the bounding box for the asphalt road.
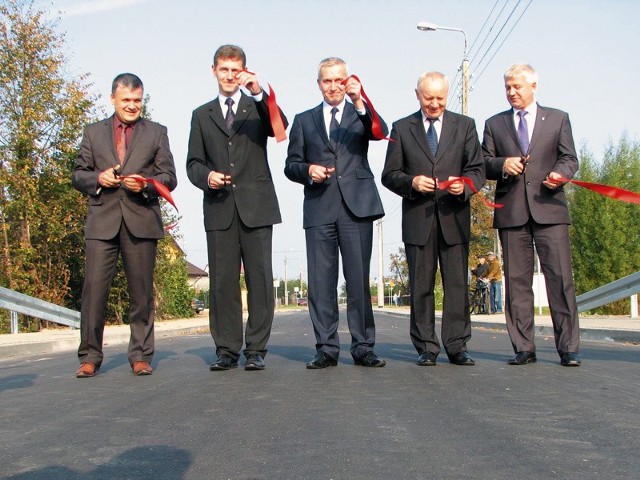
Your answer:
[1,310,639,480]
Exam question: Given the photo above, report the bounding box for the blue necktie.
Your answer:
[329,107,339,146]
[225,97,235,131]
[517,110,529,153]
[427,118,438,156]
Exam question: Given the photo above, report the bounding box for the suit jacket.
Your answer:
[186,92,286,231]
[72,116,177,240]
[284,102,386,228]
[381,110,485,246]
[482,104,578,229]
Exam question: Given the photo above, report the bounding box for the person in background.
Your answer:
[485,252,503,314]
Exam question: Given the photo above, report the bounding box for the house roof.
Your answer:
[187,261,208,278]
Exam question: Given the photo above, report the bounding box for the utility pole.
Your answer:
[284,256,288,306]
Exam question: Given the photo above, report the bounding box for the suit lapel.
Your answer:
[231,93,254,138]
[436,110,457,162]
[312,103,331,149]
[528,103,546,153]
[121,118,145,170]
[105,116,119,164]
[208,98,230,136]
[409,112,434,163]
[500,109,523,155]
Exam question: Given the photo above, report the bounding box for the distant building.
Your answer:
[187,261,209,293]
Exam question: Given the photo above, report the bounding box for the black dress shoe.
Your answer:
[306,351,338,369]
[354,351,386,367]
[210,355,238,371]
[508,351,537,365]
[416,352,437,366]
[245,354,265,371]
[448,352,475,366]
[561,352,581,367]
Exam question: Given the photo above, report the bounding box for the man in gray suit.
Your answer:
[187,45,287,372]
[482,64,581,367]
[72,73,177,377]
[285,57,387,369]
[382,71,485,367]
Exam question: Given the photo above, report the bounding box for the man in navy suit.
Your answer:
[187,45,287,372]
[285,57,387,368]
[482,64,581,367]
[382,71,485,367]
[72,73,177,377]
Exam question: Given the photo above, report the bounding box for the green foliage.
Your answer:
[154,235,193,319]
[570,136,640,314]
[0,0,96,330]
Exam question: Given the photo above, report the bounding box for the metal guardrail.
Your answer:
[576,271,640,314]
[0,286,80,333]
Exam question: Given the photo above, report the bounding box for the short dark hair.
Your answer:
[111,73,143,94]
[213,44,246,68]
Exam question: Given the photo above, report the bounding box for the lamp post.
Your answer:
[417,22,469,115]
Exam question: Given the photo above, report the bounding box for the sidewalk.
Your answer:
[0,308,638,359]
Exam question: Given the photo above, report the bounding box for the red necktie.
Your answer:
[116,124,128,163]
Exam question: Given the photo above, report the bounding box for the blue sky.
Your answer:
[40,0,640,280]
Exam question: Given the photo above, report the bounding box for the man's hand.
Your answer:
[502,156,528,176]
[412,175,437,193]
[98,165,122,188]
[121,174,147,193]
[309,165,335,183]
[543,171,565,189]
[445,176,464,195]
[236,70,262,96]
[208,171,232,189]
[344,77,365,111]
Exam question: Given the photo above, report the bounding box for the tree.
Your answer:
[570,136,640,314]
[0,0,96,330]
[389,247,409,296]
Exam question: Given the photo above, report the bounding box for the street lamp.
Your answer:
[417,21,470,115]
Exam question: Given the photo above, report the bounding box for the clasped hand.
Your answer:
[98,165,147,192]
[412,175,464,195]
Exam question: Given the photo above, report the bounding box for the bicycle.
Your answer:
[469,278,490,314]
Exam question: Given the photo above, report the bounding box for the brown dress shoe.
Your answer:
[76,363,98,378]
[132,361,153,376]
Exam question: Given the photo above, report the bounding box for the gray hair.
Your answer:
[317,57,348,79]
[416,71,449,90]
[504,64,538,84]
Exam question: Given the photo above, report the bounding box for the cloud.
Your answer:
[56,0,149,17]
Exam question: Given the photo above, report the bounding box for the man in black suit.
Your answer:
[187,45,287,371]
[483,64,581,367]
[72,73,178,377]
[382,71,484,367]
[284,57,387,368]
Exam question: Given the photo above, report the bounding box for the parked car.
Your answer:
[297,297,308,307]
[191,299,205,314]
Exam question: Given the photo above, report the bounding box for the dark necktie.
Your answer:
[116,124,128,163]
[225,97,235,131]
[427,118,438,156]
[329,107,339,146]
[517,110,529,153]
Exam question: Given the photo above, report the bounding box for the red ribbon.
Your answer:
[342,75,392,141]
[438,176,504,209]
[242,70,287,143]
[119,175,178,211]
[552,176,640,205]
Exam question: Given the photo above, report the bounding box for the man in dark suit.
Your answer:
[482,64,581,367]
[72,73,177,378]
[382,71,484,367]
[284,57,387,369]
[187,45,287,371]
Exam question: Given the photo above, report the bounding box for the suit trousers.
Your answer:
[206,211,274,360]
[406,215,471,357]
[78,222,157,366]
[305,201,376,360]
[499,221,580,355]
